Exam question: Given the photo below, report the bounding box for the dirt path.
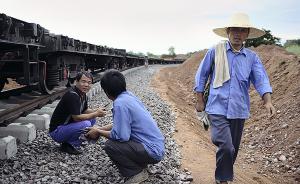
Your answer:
[151,66,277,184]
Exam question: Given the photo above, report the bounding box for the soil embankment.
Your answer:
[151,45,300,183]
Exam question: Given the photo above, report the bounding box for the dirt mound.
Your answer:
[243,45,300,182]
[151,44,299,183]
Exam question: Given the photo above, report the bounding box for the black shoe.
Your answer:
[216,180,228,184]
[60,142,82,155]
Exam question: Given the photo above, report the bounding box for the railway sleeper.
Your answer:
[0,122,36,143]
[0,136,17,160]
[13,114,50,130]
[31,106,55,117]
[0,79,103,160]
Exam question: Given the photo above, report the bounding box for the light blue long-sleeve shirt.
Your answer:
[194,41,272,119]
[109,91,165,161]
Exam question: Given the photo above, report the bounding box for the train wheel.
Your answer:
[39,62,53,94]
[0,78,7,92]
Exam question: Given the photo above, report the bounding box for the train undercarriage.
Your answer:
[0,13,184,95]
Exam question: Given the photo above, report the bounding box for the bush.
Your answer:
[245,29,280,48]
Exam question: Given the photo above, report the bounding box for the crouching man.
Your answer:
[86,69,165,184]
[49,71,106,155]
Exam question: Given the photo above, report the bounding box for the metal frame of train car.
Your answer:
[0,13,48,93]
[38,34,140,93]
[0,13,136,94]
[0,13,184,95]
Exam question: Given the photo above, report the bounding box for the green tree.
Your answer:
[127,51,145,57]
[146,52,159,59]
[245,29,280,47]
[137,52,145,57]
[168,46,176,56]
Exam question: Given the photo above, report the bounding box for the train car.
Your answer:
[0,13,183,94]
[0,13,46,92]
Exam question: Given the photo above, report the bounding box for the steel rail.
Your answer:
[0,87,68,126]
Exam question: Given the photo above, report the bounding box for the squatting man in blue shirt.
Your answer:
[194,13,275,184]
[85,69,165,184]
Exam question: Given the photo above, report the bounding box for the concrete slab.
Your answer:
[0,136,17,159]
[13,114,50,130]
[31,107,55,117]
[45,100,60,108]
[0,123,36,143]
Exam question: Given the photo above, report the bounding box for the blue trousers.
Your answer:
[49,118,96,147]
[209,114,245,181]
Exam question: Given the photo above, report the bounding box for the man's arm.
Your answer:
[85,127,111,139]
[194,50,214,93]
[194,49,214,112]
[195,92,205,112]
[249,55,275,116]
[72,108,106,122]
[99,123,113,131]
[83,108,94,114]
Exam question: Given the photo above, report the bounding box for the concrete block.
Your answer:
[0,123,36,142]
[0,136,17,159]
[31,107,54,117]
[45,100,60,108]
[13,114,50,130]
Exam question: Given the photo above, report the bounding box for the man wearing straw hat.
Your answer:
[194,13,275,183]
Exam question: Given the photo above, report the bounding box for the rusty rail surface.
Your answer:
[0,87,68,126]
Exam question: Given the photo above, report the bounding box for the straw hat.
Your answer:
[213,13,265,39]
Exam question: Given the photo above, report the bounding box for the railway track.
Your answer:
[0,86,68,126]
[0,65,142,127]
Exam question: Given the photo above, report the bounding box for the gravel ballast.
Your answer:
[0,65,193,184]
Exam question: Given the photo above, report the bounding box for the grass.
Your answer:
[285,45,300,56]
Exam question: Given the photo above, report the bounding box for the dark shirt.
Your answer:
[49,87,88,132]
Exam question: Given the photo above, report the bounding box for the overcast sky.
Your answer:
[2,0,300,55]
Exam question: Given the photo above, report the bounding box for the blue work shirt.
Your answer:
[194,41,272,119]
[109,91,165,161]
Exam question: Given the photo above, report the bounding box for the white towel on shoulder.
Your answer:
[213,41,230,88]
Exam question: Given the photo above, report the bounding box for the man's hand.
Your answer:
[196,111,210,131]
[262,93,275,117]
[85,127,100,140]
[265,102,275,117]
[95,108,106,117]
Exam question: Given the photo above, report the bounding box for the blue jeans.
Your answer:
[209,114,245,181]
[49,118,96,147]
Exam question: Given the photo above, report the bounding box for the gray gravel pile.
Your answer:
[0,65,192,184]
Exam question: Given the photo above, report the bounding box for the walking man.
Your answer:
[194,13,275,183]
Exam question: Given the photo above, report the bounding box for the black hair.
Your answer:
[75,71,93,83]
[100,69,126,98]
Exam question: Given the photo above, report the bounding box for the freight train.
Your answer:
[0,13,183,94]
